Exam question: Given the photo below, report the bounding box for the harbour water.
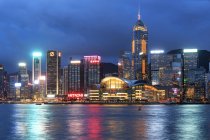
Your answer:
[0,104,210,140]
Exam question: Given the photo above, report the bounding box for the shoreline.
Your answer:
[0,101,210,105]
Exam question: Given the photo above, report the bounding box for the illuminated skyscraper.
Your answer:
[183,49,198,70]
[131,12,148,80]
[62,66,69,95]
[150,50,173,85]
[32,52,42,83]
[9,74,18,99]
[118,51,132,79]
[0,65,8,99]
[83,55,101,92]
[46,50,62,97]
[18,62,30,99]
[68,60,82,93]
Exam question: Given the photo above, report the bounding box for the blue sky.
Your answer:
[0,0,210,72]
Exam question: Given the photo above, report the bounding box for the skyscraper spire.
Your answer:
[137,0,141,20]
[138,8,140,20]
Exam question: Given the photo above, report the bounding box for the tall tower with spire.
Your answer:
[131,10,148,80]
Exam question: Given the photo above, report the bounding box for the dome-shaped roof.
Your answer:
[133,80,148,85]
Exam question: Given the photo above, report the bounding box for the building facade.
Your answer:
[131,13,148,80]
[68,60,82,93]
[0,65,8,99]
[18,63,30,99]
[83,55,101,93]
[118,51,132,79]
[46,50,62,97]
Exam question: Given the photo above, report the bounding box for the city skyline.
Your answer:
[0,0,210,72]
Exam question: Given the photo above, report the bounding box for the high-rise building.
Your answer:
[131,12,148,80]
[150,50,173,85]
[62,66,69,95]
[39,75,46,99]
[8,74,19,99]
[32,52,42,83]
[68,60,82,93]
[32,52,42,100]
[118,51,132,79]
[0,65,8,99]
[46,50,61,97]
[18,62,30,99]
[183,49,198,70]
[83,55,101,92]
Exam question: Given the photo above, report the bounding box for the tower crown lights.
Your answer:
[18,63,26,67]
[150,50,165,54]
[33,52,42,57]
[183,49,198,53]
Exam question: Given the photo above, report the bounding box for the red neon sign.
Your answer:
[68,94,83,98]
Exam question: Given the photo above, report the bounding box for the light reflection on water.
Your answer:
[1,104,210,140]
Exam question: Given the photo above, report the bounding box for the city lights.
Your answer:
[39,76,46,81]
[34,80,39,85]
[183,49,198,53]
[47,94,55,98]
[15,83,21,87]
[139,52,144,55]
[150,50,165,54]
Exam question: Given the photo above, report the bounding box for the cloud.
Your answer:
[0,0,210,72]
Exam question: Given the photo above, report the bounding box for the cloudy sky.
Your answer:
[0,0,210,72]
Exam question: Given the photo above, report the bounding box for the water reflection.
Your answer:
[12,105,51,140]
[1,104,210,139]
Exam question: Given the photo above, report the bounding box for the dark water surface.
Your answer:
[0,104,210,140]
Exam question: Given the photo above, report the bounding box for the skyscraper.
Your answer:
[131,12,148,80]
[62,66,69,95]
[32,52,42,100]
[183,49,198,70]
[83,55,101,92]
[118,51,132,79]
[18,62,30,99]
[32,52,42,83]
[0,65,8,99]
[8,74,19,99]
[46,50,61,97]
[68,60,82,93]
[150,50,173,85]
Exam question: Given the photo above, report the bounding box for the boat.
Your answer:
[35,103,42,105]
[138,105,143,111]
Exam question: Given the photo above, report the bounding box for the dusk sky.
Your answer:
[0,0,210,72]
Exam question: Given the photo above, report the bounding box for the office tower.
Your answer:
[32,52,42,83]
[150,50,173,85]
[209,62,210,72]
[0,65,8,99]
[68,60,82,93]
[131,12,148,80]
[83,55,101,92]
[118,51,132,79]
[8,74,19,99]
[32,52,42,100]
[39,76,46,99]
[62,66,69,95]
[18,62,30,99]
[46,50,61,97]
[183,49,198,70]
